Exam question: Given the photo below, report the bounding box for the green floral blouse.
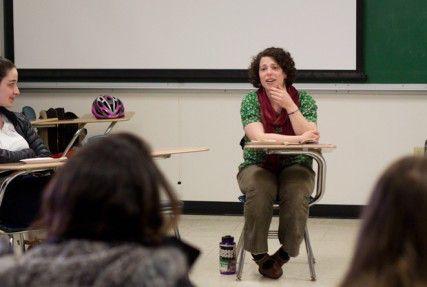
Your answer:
[239,90,318,171]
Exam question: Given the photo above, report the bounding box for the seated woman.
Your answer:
[0,58,50,163]
[340,156,427,287]
[0,133,199,287]
[237,47,319,279]
[0,57,51,228]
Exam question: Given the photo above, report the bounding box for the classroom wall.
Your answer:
[13,88,427,206]
[2,1,426,207]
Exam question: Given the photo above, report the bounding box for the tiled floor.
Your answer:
[179,215,360,287]
[0,215,360,286]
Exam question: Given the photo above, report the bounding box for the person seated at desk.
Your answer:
[0,133,199,287]
[340,156,427,287]
[0,57,50,162]
[0,57,51,228]
[237,47,319,279]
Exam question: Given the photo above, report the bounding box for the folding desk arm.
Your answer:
[266,149,326,206]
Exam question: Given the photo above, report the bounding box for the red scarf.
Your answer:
[257,85,300,173]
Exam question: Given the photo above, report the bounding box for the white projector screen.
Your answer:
[5,0,364,82]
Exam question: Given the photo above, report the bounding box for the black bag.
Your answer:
[43,108,80,155]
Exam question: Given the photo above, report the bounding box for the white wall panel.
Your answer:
[15,89,427,205]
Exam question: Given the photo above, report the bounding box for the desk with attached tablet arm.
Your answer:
[244,143,336,202]
[31,112,135,134]
[31,112,135,155]
[236,142,336,281]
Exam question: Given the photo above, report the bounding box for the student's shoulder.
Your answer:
[0,107,22,122]
[127,243,187,264]
[13,111,29,122]
[0,255,16,269]
[131,245,189,282]
[0,255,19,284]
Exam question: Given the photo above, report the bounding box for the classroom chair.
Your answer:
[235,184,324,281]
[161,201,182,239]
[0,169,53,255]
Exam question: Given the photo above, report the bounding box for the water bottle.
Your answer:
[219,235,236,275]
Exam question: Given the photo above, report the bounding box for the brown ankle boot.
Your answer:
[254,254,283,279]
[271,247,290,268]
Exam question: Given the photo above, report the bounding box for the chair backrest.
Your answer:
[83,134,107,145]
[239,136,246,150]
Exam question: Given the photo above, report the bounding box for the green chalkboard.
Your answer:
[364,0,427,83]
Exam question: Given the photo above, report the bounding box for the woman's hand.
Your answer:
[268,86,296,111]
[299,130,320,143]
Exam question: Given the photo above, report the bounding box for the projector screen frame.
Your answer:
[3,0,366,83]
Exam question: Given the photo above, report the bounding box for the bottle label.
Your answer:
[219,243,236,274]
[219,248,235,258]
[219,257,236,274]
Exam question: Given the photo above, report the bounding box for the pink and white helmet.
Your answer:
[91,95,125,119]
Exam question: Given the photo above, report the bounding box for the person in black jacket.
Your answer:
[0,57,51,228]
[0,58,50,163]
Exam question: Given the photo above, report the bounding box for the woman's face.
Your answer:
[0,68,19,108]
[258,56,286,90]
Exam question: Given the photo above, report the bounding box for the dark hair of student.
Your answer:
[34,133,180,246]
[340,156,427,287]
[248,47,296,88]
[0,57,16,82]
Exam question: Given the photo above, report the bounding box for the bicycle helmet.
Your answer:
[91,95,125,119]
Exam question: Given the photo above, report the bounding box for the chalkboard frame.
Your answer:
[3,0,366,83]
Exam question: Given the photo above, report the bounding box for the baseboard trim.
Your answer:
[182,201,363,219]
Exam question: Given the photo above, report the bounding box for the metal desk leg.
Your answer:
[309,151,327,204]
[10,232,25,256]
[304,226,317,281]
[104,122,117,135]
[269,150,327,204]
[174,226,181,239]
[62,127,87,156]
[236,226,246,281]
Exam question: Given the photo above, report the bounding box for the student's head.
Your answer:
[340,156,427,287]
[248,47,296,89]
[0,58,19,108]
[36,133,180,245]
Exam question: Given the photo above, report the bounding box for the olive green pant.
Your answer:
[237,164,315,257]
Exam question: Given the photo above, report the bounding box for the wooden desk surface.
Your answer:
[245,142,336,151]
[152,147,209,158]
[0,161,64,171]
[0,147,209,170]
[31,111,135,126]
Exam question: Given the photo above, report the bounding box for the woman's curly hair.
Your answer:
[248,47,296,88]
